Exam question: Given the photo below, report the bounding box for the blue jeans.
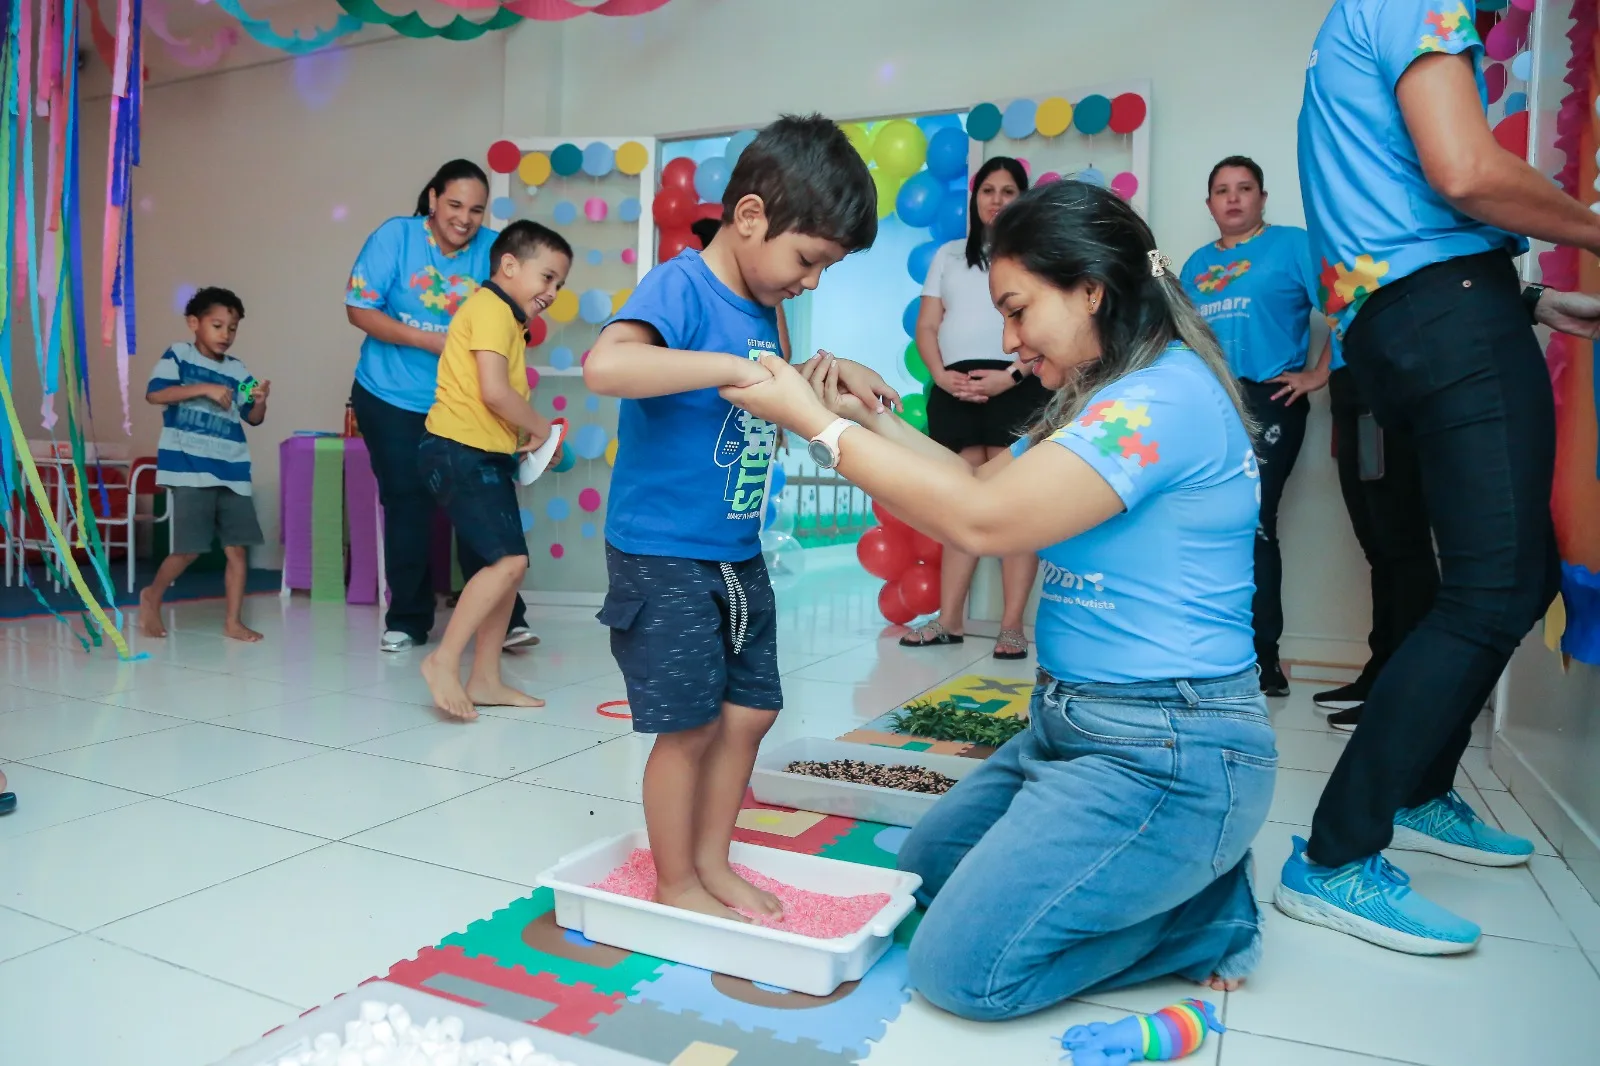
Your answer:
[897,669,1276,1021]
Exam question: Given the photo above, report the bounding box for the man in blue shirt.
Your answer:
[1182,157,1333,696]
[1284,0,1600,958]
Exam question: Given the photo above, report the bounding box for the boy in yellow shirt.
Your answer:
[419,221,572,719]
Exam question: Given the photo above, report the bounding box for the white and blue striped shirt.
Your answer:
[147,342,256,496]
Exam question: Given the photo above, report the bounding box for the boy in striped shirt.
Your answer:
[139,287,269,642]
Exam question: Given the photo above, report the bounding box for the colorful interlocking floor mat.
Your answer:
[364,674,1026,1065]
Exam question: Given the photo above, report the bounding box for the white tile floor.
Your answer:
[2,566,1599,1066]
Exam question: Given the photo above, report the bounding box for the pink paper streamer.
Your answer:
[145,0,239,68]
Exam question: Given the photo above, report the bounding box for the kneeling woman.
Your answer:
[721,182,1276,1020]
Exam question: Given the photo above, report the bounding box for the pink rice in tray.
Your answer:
[591,848,891,939]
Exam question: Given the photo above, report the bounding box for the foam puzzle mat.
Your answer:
[361,675,1022,1064]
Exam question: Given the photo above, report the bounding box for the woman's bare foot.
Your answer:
[138,588,167,638]
[699,863,783,920]
[657,881,747,923]
[465,679,545,708]
[421,653,477,721]
[1197,974,1244,992]
[223,620,264,643]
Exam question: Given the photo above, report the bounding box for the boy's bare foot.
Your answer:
[138,588,167,638]
[1197,974,1243,992]
[421,653,477,721]
[223,621,264,643]
[465,679,545,708]
[656,881,747,923]
[699,863,783,920]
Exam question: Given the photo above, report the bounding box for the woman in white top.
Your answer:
[903,157,1050,658]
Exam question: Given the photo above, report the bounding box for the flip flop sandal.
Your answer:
[993,629,1029,660]
[0,792,16,816]
[899,621,965,647]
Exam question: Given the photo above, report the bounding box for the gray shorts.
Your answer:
[170,486,264,555]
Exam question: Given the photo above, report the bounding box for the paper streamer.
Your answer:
[144,0,239,67]
[429,0,671,17]
[213,0,362,54]
[310,437,346,602]
[334,0,519,40]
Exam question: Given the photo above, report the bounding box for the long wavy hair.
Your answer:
[965,156,1029,270]
[986,180,1255,443]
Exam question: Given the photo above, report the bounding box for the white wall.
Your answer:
[505,0,1371,662]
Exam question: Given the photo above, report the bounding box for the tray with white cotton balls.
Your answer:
[212,981,657,1066]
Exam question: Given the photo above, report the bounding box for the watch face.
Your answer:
[808,438,836,468]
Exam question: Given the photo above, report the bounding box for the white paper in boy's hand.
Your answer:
[517,421,567,485]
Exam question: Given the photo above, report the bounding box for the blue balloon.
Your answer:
[585,395,600,412]
[581,141,615,177]
[907,240,940,285]
[917,113,964,136]
[902,296,921,338]
[1506,91,1528,116]
[895,171,943,228]
[1001,98,1038,140]
[572,422,608,460]
[552,201,578,225]
[579,289,612,325]
[770,465,788,496]
[547,497,571,522]
[617,197,642,223]
[550,143,583,176]
[932,191,968,243]
[765,500,779,525]
[551,445,576,474]
[694,156,731,203]
[926,127,969,180]
[1077,167,1107,188]
[581,522,597,539]
[725,129,759,164]
[491,196,516,219]
[586,249,604,266]
[549,346,575,371]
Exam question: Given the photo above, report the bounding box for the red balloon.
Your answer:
[899,562,941,616]
[871,499,907,532]
[878,580,917,625]
[695,201,724,221]
[527,316,548,347]
[652,187,696,229]
[1493,110,1529,159]
[1108,93,1148,135]
[856,524,913,580]
[486,139,522,175]
[908,530,943,565]
[661,157,698,193]
[658,228,701,262]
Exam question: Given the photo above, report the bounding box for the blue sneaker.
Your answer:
[1275,836,1480,955]
[1390,790,1534,867]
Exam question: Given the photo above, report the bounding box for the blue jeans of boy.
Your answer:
[898,669,1276,1021]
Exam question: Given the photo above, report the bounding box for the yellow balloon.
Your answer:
[548,289,579,324]
[872,119,927,179]
[1036,97,1074,138]
[616,141,649,176]
[518,152,552,187]
[871,167,901,219]
[604,438,619,467]
[841,123,872,160]
[611,288,633,314]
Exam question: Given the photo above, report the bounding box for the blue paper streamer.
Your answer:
[1560,563,1600,666]
[212,0,361,55]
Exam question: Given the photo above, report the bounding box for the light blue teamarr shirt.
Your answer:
[1181,226,1319,383]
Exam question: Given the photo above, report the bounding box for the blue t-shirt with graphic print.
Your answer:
[604,250,782,562]
[346,216,498,413]
[1299,0,1526,337]
[1011,346,1259,684]
[1181,226,1320,383]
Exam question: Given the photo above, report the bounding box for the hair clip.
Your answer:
[1148,250,1171,278]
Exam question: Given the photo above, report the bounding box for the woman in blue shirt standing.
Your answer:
[345,160,536,652]
[1285,0,1600,956]
[1181,157,1332,696]
[722,181,1276,1018]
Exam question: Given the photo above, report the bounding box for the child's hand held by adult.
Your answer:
[725,353,777,389]
[720,354,832,435]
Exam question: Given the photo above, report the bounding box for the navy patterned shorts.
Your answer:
[598,543,782,734]
[418,433,528,566]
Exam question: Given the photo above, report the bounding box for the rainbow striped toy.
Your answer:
[1059,998,1223,1064]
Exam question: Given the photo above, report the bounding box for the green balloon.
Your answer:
[904,342,931,385]
[901,392,929,432]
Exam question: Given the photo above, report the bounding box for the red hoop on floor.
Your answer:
[595,700,631,719]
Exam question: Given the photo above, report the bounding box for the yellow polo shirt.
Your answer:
[426,285,529,454]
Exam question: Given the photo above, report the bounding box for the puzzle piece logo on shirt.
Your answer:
[410,266,478,316]
[1194,260,1251,294]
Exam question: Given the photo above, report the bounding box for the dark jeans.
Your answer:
[1239,379,1309,666]
[1308,251,1560,869]
[1328,368,1439,689]
[350,381,528,642]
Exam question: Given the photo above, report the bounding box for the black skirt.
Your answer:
[927,359,1053,453]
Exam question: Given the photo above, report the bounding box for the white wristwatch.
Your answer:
[807,418,854,470]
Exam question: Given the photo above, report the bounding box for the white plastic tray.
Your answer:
[537,830,920,997]
[751,736,978,828]
[211,980,658,1066]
